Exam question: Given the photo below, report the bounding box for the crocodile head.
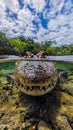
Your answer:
[13,52,58,96]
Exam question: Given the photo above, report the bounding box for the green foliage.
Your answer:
[9,38,28,53]
[0,31,73,55]
[0,32,15,55]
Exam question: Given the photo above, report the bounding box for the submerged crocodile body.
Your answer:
[13,51,66,96]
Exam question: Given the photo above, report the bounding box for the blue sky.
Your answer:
[0,0,73,46]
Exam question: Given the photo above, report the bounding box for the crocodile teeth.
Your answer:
[20,82,55,93]
[45,86,48,89]
[40,87,43,91]
[29,86,34,91]
[40,86,46,92]
[48,84,51,88]
[22,86,34,92]
[21,85,28,92]
[42,87,46,91]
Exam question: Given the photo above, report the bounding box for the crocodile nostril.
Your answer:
[31,77,38,82]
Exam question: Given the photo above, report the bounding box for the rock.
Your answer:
[58,71,68,83]
[61,75,73,96]
[55,115,72,130]
[38,121,52,130]
[0,80,2,86]
[6,72,15,86]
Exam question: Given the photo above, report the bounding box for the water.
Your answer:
[0,55,73,129]
[0,55,73,62]
[47,55,73,62]
[0,55,19,59]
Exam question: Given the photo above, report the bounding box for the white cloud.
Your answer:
[49,0,64,12]
[0,0,73,46]
[64,0,72,11]
[18,7,34,24]
[48,14,69,31]
[0,0,6,10]
[36,24,48,41]
[43,1,64,19]
[0,0,20,13]
[48,19,57,30]
[23,0,46,13]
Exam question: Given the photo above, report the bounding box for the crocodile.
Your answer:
[13,51,67,96]
[0,52,73,130]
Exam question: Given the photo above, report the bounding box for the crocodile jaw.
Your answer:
[19,81,55,96]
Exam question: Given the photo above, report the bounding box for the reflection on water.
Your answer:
[0,55,8,59]
[0,55,73,61]
[47,55,73,61]
[0,55,19,59]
